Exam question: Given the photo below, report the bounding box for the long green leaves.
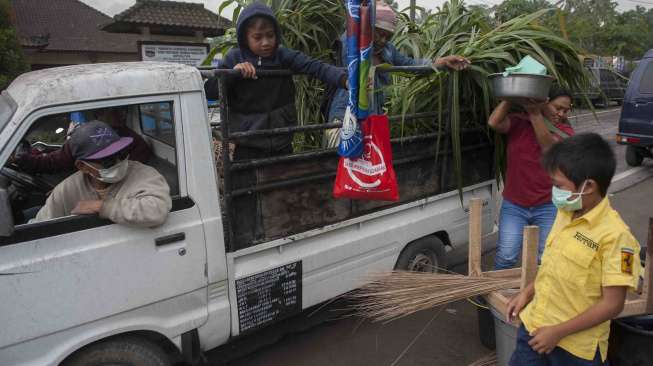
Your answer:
[206,0,592,196]
[387,0,591,199]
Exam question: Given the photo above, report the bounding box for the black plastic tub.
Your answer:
[608,315,653,366]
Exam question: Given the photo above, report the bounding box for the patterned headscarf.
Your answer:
[375,1,397,33]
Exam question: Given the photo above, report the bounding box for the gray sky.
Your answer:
[84,0,651,18]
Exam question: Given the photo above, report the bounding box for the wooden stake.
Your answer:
[644,218,653,313]
[468,198,483,277]
[520,226,539,290]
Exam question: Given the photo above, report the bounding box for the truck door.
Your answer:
[0,97,208,359]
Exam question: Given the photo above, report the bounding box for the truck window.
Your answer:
[0,91,17,132]
[639,62,653,94]
[24,113,68,147]
[139,102,175,146]
[2,102,181,229]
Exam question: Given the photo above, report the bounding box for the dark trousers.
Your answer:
[231,145,292,249]
[509,325,606,366]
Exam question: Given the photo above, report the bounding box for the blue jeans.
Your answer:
[509,325,605,366]
[495,199,557,270]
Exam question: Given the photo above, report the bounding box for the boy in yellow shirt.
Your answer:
[507,133,642,365]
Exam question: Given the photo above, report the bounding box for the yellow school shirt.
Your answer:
[520,197,641,361]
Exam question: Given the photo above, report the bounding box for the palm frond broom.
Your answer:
[349,271,519,323]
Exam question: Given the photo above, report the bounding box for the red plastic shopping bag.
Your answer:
[333,114,399,201]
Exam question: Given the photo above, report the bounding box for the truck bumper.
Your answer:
[616,133,653,147]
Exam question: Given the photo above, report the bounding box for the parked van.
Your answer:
[617,49,653,166]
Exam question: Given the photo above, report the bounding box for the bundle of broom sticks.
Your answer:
[468,352,498,366]
[350,199,534,323]
[349,271,519,322]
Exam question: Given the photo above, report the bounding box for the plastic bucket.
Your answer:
[478,306,496,349]
[490,305,518,366]
[608,314,653,366]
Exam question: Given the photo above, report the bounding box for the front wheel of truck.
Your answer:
[626,146,644,167]
[63,336,171,366]
[395,236,447,273]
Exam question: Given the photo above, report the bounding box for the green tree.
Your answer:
[0,0,28,90]
[559,0,619,54]
[467,4,494,26]
[493,0,552,24]
[612,6,653,59]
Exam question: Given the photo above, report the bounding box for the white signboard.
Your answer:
[140,42,209,67]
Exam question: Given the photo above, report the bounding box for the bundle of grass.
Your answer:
[350,271,519,322]
[468,352,498,366]
[387,0,592,194]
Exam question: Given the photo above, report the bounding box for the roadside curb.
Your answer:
[610,166,653,194]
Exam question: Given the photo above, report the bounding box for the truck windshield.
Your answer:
[639,62,653,94]
[0,91,17,132]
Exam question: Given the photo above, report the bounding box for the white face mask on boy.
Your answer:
[551,181,588,211]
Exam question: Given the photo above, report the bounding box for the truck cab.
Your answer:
[0,62,496,365]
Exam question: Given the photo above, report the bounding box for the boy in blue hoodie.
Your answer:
[205,3,346,246]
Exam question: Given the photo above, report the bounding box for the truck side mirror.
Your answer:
[0,175,14,237]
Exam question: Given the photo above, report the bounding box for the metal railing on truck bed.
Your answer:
[199,66,494,252]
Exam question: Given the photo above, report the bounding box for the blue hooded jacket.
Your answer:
[209,2,346,151]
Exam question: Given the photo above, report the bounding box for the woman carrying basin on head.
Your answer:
[488,86,575,270]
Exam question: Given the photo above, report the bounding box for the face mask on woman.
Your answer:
[551,181,588,211]
[84,158,129,184]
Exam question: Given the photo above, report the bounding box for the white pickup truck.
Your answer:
[0,62,497,366]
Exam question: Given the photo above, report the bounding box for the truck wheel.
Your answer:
[63,336,171,366]
[395,236,447,273]
[626,146,644,167]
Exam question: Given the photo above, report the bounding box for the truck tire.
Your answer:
[63,336,171,366]
[626,146,644,167]
[395,236,447,273]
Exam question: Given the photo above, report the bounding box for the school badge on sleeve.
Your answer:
[621,247,635,275]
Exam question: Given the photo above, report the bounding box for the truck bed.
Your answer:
[217,129,494,250]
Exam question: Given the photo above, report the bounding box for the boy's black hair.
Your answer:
[244,16,276,33]
[542,133,615,197]
[548,85,573,101]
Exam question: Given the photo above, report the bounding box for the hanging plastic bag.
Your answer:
[502,55,547,76]
[333,114,399,201]
[337,0,364,158]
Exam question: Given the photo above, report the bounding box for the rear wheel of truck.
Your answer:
[63,336,171,366]
[626,146,644,167]
[395,236,447,273]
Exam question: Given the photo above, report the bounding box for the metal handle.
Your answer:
[155,233,186,246]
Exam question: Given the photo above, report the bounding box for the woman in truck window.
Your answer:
[12,106,152,175]
[32,121,171,228]
[488,87,575,270]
